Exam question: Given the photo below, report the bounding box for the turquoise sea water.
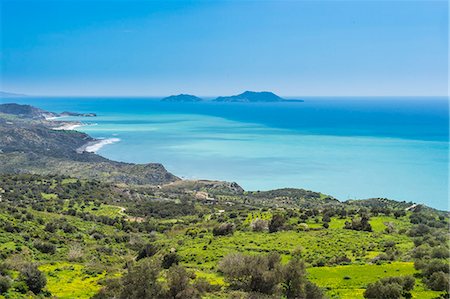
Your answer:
[7,97,449,210]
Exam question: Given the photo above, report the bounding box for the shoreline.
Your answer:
[76,138,120,153]
[53,123,83,130]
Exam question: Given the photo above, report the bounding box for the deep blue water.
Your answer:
[3,96,449,210]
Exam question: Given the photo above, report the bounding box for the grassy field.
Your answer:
[39,263,106,299]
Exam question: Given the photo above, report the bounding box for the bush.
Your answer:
[422,259,449,278]
[219,252,282,294]
[426,271,449,291]
[269,214,286,233]
[283,256,324,299]
[120,259,164,299]
[219,252,323,298]
[0,275,11,294]
[162,252,180,269]
[364,276,415,299]
[251,219,268,232]
[33,241,56,254]
[213,223,235,236]
[193,277,220,293]
[431,246,450,259]
[166,265,200,299]
[20,264,46,294]
[344,215,372,232]
[136,244,158,261]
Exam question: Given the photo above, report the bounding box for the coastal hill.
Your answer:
[0,103,58,119]
[0,103,97,119]
[0,103,179,185]
[161,94,203,102]
[214,91,303,102]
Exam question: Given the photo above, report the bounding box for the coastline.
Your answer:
[76,138,120,153]
[53,123,83,130]
[46,117,120,154]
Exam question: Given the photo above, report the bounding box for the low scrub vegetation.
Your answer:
[0,174,448,298]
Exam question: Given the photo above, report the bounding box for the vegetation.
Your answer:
[0,173,448,299]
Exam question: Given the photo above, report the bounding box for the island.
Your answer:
[161,94,203,102]
[213,91,303,102]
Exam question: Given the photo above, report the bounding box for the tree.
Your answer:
[0,276,11,294]
[219,252,283,294]
[427,271,449,291]
[219,252,322,298]
[136,243,158,261]
[212,223,235,236]
[20,264,46,294]
[364,276,415,299]
[283,256,306,298]
[269,214,286,233]
[162,253,180,269]
[322,214,331,223]
[120,259,164,299]
[166,265,200,299]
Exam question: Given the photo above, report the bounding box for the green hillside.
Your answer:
[0,174,448,299]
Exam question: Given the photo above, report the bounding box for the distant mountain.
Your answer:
[0,91,27,97]
[162,94,203,102]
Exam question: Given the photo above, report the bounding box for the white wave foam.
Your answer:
[84,138,120,153]
[53,124,83,130]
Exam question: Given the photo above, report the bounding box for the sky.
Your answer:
[0,0,448,97]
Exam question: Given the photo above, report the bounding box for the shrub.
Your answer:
[219,252,282,294]
[0,275,11,294]
[20,264,46,294]
[67,244,84,262]
[166,265,200,299]
[136,244,158,261]
[344,215,372,232]
[431,246,450,259]
[162,252,180,269]
[213,223,235,236]
[251,219,268,232]
[422,259,449,278]
[426,271,449,291]
[193,277,220,293]
[119,259,164,299]
[219,252,323,298]
[269,214,286,233]
[283,256,324,299]
[33,241,56,254]
[364,276,415,299]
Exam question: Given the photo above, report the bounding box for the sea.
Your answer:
[6,96,449,210]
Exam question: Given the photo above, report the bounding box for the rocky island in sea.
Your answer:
[161,94,203,102]
[213,91,303,102]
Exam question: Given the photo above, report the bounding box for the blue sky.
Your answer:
[1,0,448,96]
